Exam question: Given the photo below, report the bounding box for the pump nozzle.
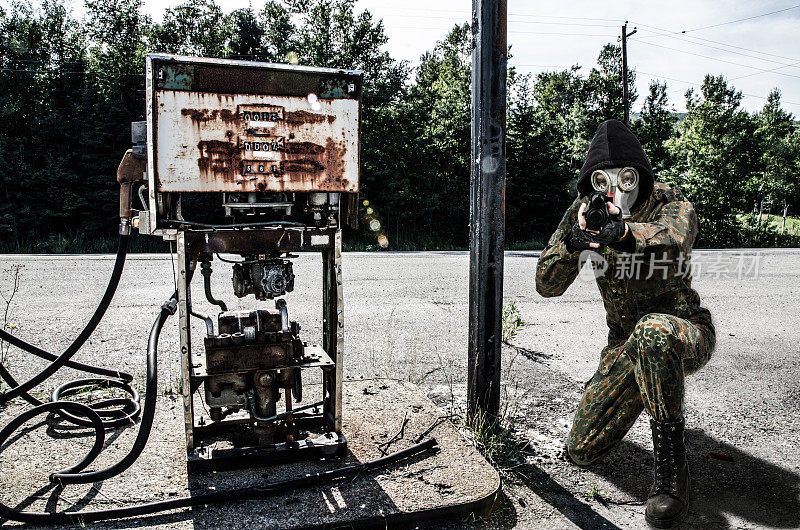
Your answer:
[116,149,146,231]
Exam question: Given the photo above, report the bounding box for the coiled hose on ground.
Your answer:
[0,234,135,425]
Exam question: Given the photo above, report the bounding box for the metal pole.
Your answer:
[622,22,629,125]
[468,0,506,422]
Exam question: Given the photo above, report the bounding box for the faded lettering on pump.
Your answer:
[155,91,358,193]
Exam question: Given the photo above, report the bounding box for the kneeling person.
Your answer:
[535,119,715,529]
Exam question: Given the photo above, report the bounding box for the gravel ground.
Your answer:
[0,249,798,529]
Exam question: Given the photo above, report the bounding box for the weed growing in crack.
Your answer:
[163,374,183,396]
[586,483,609,506]
[457,408,529,471]
[365,302,441,385]
[1,264,22,393]
[502,301,525,344]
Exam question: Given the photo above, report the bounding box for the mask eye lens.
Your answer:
[619,168,638,191]
[591,171,608,191]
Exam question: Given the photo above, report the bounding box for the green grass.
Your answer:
[0,233,171,253]
[505,238,546,250]
[587,483,606,502]
[457,409,527,469]
[760,213,800,233]
[736,213,800,247]
[1,264,21,394]
[163,375,183,396]
[738,213,800,234]
[345,234,546,252]
[502,301,526,344]
[343,236,466,252]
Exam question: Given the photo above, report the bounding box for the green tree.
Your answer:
[81,0,151,235]
[505,67,586,243]
[632,80,677,175]
[0,0,96,246]
[255,1,411,246]
[2,1,791,251]
[150,0,229,57]
[666,75,758,246]
[260,1,296,62]
[532,66,590,172]
[276,0,406,102]
[752,89,800,230]
[584,44,637,132]
[401,23,472,246]
[228,7,266,60]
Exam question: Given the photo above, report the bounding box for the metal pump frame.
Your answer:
[176,227,346,472]
[138,54,361,472]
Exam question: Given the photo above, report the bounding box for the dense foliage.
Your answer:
[1,0,798,251]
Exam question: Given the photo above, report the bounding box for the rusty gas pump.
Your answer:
[0,54,444,526]
[129,54,361,471]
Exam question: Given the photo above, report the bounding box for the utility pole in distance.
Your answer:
[468,0,507,422]
[621,21,637,125]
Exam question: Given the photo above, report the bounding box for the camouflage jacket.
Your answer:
[535,182,714,370]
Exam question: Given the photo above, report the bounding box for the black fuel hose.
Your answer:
[0,430,437,525]
[0,337,132,387]
[0,234,131,414]
[48,293,176,484]
[200,261,227,312]
[0,295,172,486]
[0,235,138,429]
[50,378,139,428]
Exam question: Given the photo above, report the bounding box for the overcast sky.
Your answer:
[16,0,800,113]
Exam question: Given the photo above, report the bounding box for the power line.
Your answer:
[514,63,574,68]
[637,69,800,106]
[634,40,800,80]
[509,31,615,37]
[380,8,800,66]
[509,20,619,28]
[507,13,622,23]
[384,7,800,64]
[384,10,800,85]
[682,3,800,33]
[378,13,619,27]
[634,21,800,63]
[634,28,800,70]
[503,63,800,108]
[374,7,623,23]
[391,26,616,37]
[382,9,800,73]
[731,60,800,81]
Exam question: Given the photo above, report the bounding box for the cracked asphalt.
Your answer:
[0,248,798,529]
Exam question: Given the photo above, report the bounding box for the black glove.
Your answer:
[589,210,627,246]
[565,222,594,252]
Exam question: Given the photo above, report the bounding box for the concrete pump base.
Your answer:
[0,379,500,529]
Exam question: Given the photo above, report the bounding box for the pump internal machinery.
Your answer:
[131,55,361,471]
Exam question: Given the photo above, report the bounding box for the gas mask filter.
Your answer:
[590,167,640,218]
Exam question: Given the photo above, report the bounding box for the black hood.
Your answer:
[577,119,653,211]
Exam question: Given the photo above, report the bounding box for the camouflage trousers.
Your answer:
[568,313,715,466]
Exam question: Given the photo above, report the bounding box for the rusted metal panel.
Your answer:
[151,55,361,99]
[155,91,359,193]
[147,55,361,196]
[203,335,297,374]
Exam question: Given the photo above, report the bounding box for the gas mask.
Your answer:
[590,167,640,218]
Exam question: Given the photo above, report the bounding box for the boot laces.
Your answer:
[654,424,680,494]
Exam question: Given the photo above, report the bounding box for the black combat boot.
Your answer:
[646,417,689,528]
